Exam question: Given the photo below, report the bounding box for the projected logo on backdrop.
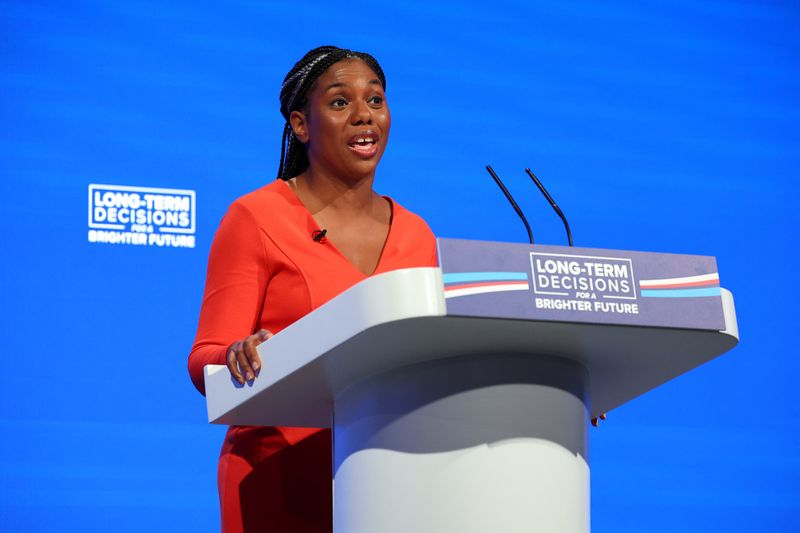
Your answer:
[530,252,639,314]
[87,184,196,248]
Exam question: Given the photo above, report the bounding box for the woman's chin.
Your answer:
[343,155,383,180]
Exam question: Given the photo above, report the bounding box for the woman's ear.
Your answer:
[289,110,309,144]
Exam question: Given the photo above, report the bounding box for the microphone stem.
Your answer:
[525,168,573,247]
[559,210,573,247]
[486,165,534,245]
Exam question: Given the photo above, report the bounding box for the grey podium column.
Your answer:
[333,353,590,533]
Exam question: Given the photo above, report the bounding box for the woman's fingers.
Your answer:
[591,413,608,427]
[226,341,245,384]
[227,330,273,385]
[238,336,259,382]
[242,334,263,380]
[249,329,272,374]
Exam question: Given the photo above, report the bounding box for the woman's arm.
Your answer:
[188,201,271,395]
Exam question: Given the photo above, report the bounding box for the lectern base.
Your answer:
[333,353,590,533]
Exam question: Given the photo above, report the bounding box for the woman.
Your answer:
[188,46,438,532]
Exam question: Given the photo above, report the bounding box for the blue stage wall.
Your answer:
[2,1,798,531]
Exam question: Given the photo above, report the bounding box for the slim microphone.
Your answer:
[312,229,327,242]
[486,165,534,245]
[524,168,573,247]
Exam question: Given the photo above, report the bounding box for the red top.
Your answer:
[188,178,438,439]
[189,179,437,531]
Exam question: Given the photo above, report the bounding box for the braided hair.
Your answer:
[277,46,387,181]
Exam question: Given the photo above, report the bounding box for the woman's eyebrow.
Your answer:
[323,79,383,92]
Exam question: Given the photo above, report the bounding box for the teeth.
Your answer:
[350,135,375,147]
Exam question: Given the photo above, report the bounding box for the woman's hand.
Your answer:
[226,329,272,385]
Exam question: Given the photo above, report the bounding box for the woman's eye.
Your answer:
[368,96,384,105]
[331,98,348,107]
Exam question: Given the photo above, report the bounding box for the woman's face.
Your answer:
[290,59,390,181]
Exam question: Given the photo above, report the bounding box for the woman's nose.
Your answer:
[350,99,373,125]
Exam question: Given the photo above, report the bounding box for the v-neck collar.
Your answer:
[275,179,396,278]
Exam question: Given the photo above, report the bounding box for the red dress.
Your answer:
[188,179,438,532]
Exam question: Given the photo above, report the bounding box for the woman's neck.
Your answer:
[290,167,378,216]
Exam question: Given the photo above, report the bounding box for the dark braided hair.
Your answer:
[277,46,387,181]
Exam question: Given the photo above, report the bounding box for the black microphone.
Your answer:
[486,165,534,244]
[312,229,327,242]
[524,168,573,247]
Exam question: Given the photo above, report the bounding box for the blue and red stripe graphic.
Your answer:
[443,272,529,299]
[639,273,720,298]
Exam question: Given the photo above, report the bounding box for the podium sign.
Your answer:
[438,237,725,330]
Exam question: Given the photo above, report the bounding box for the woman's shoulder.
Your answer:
[230,180,290,213]
[223,180,302,228]
[387,197,435,241]
[383,197,438,267]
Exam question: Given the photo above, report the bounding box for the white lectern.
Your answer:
[204,240,739,533]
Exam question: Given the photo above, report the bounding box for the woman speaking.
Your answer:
[188,46,437,532]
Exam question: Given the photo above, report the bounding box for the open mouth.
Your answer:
[347,131,380,157]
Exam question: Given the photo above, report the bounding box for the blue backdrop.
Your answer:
[2,1,798,531]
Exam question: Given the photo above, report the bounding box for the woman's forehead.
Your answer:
[316,59,382,90]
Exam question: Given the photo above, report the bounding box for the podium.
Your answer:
[204,238,739,533]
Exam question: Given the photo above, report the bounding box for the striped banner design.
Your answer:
[639,273,720,298]
[443,272,530,299]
